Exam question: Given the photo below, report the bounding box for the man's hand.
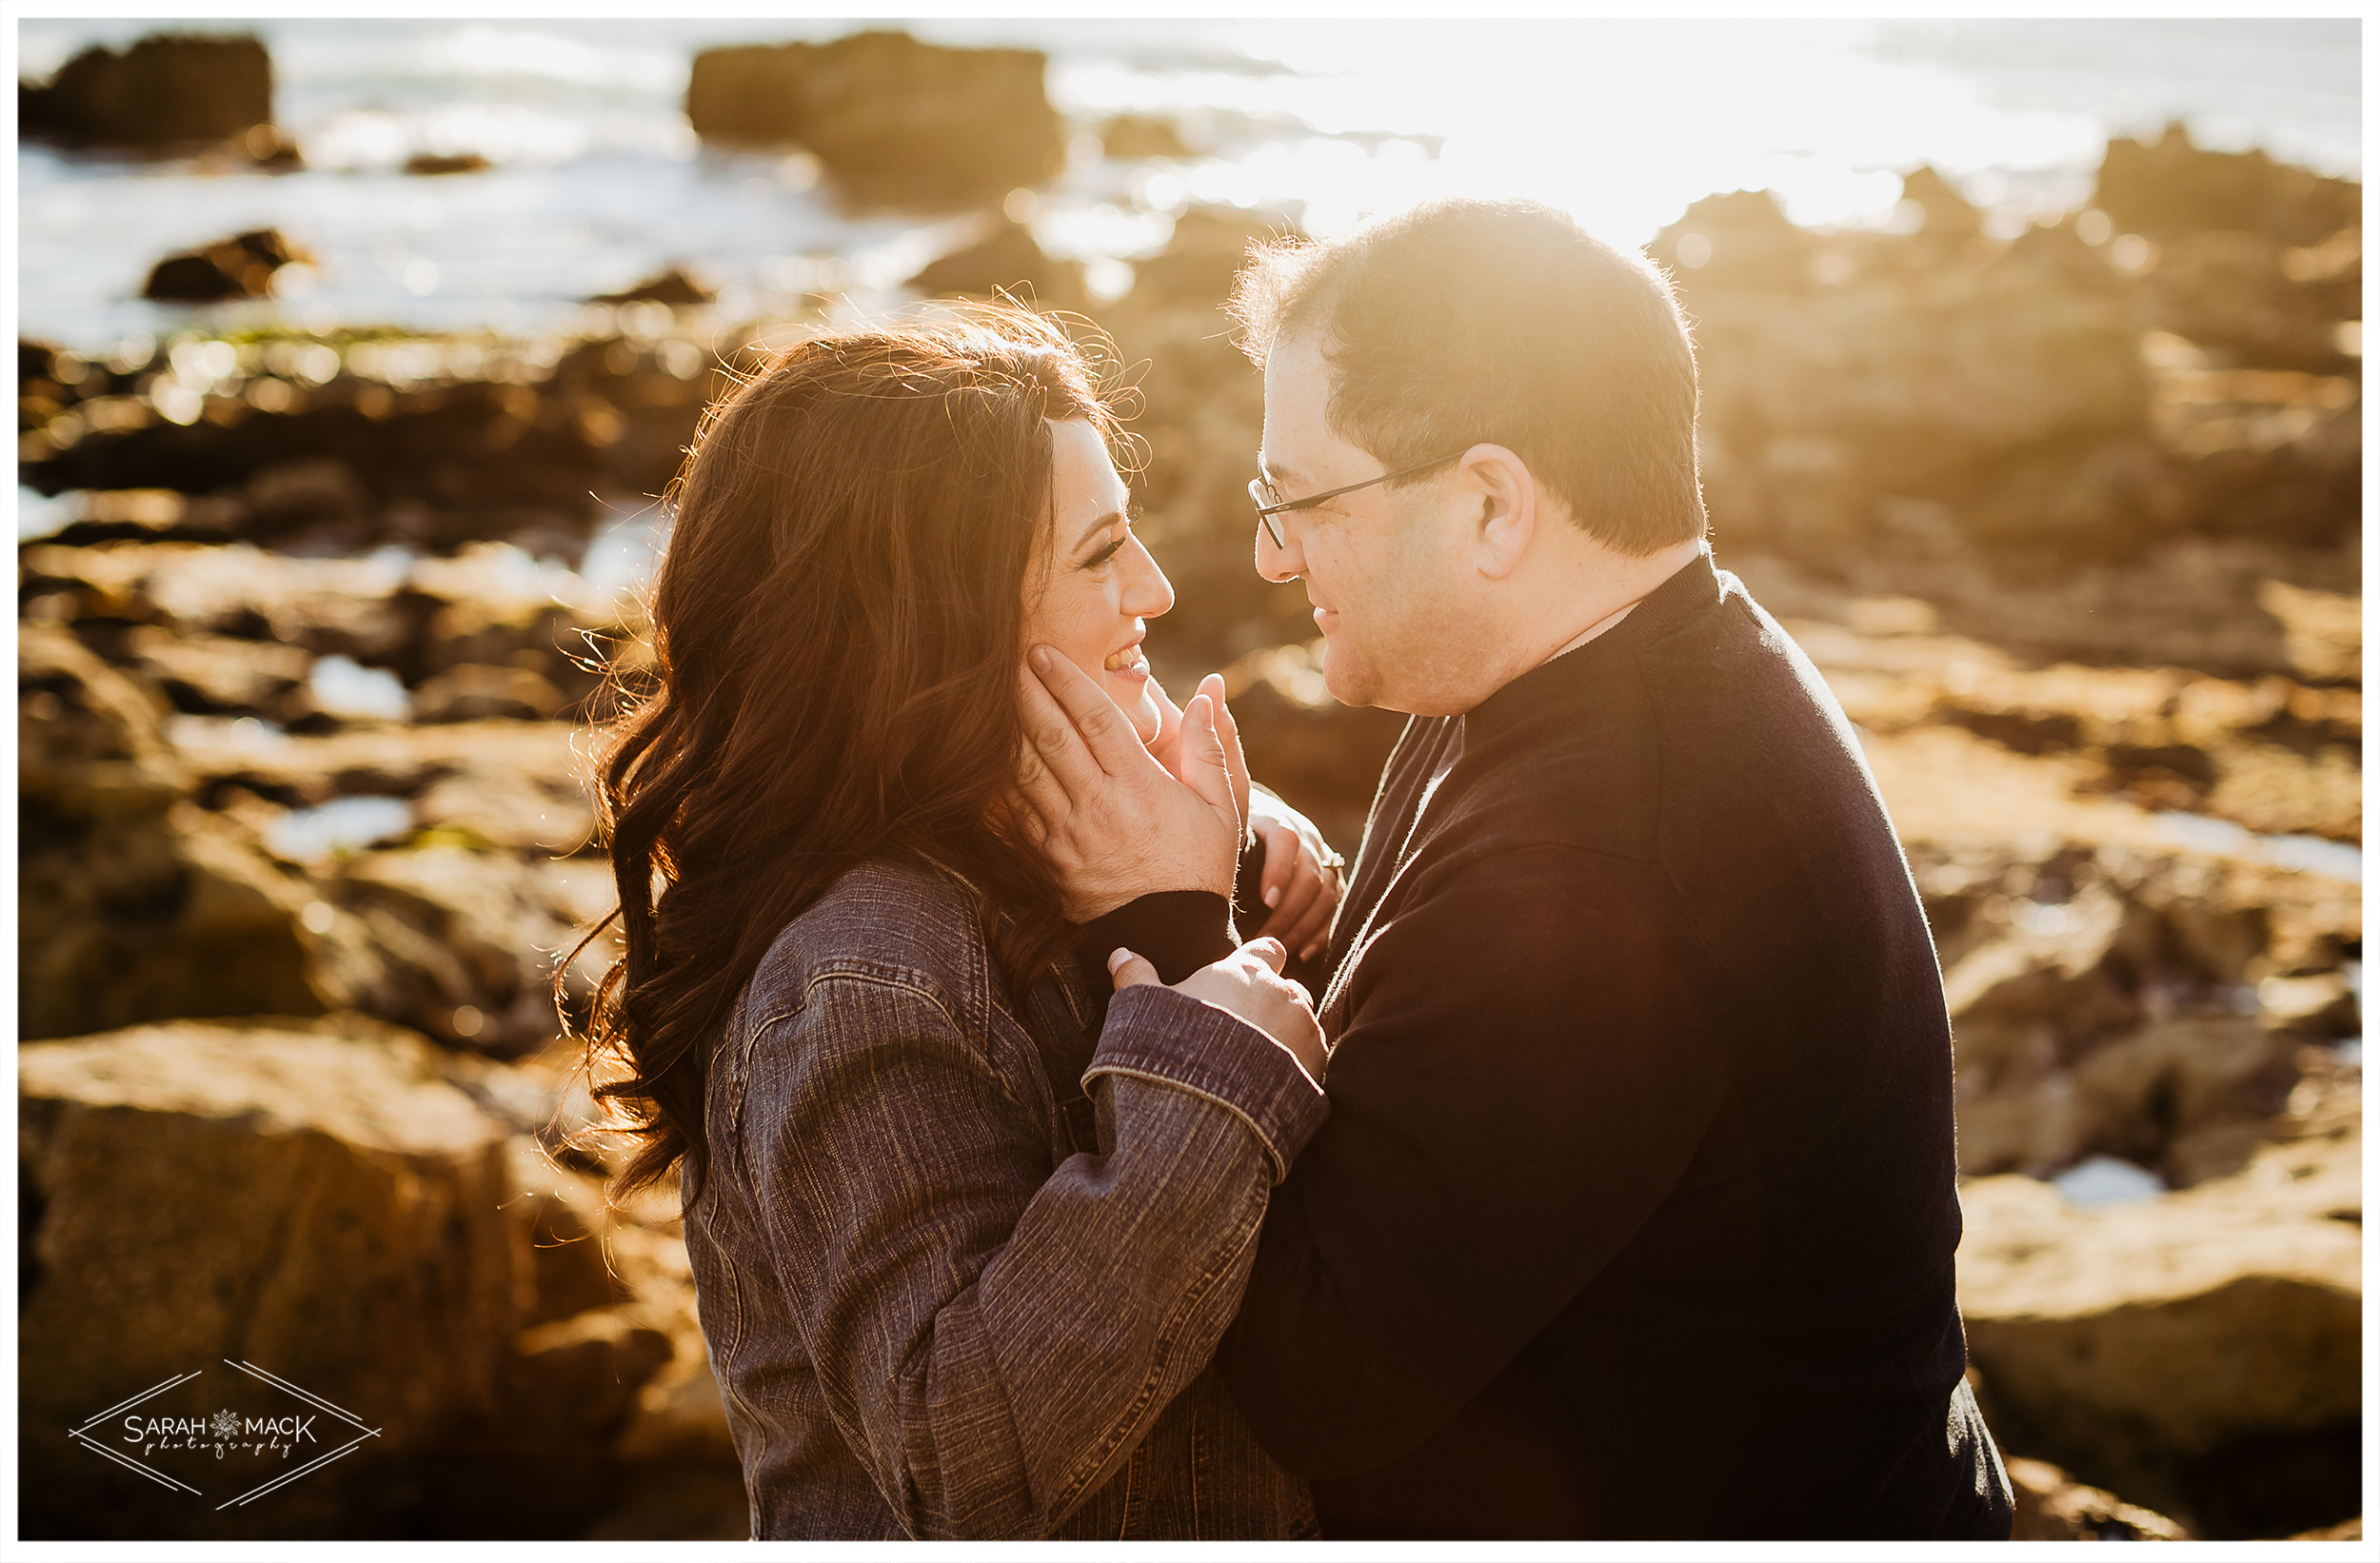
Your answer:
[1110,938,1326,1084]
[1014,645,1240,921]
[1247,792,1343,963]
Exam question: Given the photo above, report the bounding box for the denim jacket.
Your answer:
[682,857,1327,1539]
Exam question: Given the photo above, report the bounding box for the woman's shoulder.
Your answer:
[742,856,997,1027]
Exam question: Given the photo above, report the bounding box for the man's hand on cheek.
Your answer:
[1012,647,1241,920]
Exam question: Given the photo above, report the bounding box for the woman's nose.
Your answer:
[1122,537,1175,617]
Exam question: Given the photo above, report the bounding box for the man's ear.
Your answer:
[1463,444,1537,580]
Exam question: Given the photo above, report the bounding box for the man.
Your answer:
[1022,198,2012,1539]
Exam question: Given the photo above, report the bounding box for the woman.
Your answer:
[575,307,1343,1538]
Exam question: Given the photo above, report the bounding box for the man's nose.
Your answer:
[1255,514,1302,583]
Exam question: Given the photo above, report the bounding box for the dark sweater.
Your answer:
[1117,553,2010,1539]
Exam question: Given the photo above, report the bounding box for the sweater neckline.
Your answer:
[1463,549,1722,748]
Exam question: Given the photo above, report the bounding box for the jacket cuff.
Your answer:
[1086,983,1328,1183]
[1074,890,1237,985]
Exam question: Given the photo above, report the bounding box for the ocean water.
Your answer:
[13,17,2360,351]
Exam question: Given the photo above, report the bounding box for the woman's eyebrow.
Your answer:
[1074,508,1125,551]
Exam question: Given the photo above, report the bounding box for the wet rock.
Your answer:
[404,150,490,176]
[20,33,272,149]
[327,843,594,1055]
[2145,229,2360,375]
[19,1016,677,1539]
[121,623,313,721]
[22,541,421,665]
[18,1016,518,1537]
[410,663,570,723]
[19,624,327,1038]
[588,267,715,307]
[1958,1129,2361,1536]
[906,219,1084,312]
[241,453,370,537]
[2094,122,2361,248]
[238,122,304,170]
[500,1135,625,1329]
[686,31,1064,209]
[143,228,305,303]
[2006,1456,2192,1540]
[166,716,595,855]
[38,488,248,547]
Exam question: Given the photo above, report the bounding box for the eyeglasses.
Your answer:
[1247,447,1472,548]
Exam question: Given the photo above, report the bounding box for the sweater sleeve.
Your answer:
[1219,843,1730,1479]
[738,969,1326,1537]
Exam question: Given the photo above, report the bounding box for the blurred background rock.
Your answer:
[15,16,2360,1544]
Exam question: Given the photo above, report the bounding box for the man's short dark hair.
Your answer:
[1229,198,1707,555]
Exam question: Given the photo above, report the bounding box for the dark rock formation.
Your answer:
[2006,1455,2192,1539]
[1960,1129,2360,1537]
[1099,113,1198,161]
[20,32,272,149]
[588,267,716,307]
[144,228,305,303]
[685,30,1064,208]
[19,624,325,1039]
[906,219,1085,312]
[1647,188,1814,294]
[19,331,709,535]
[2096,122,2360,247]
[1898,163,1983,240]
[403,150,490,176]
[17,1016,683,1539]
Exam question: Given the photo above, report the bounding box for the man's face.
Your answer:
[1255,335,1468,713]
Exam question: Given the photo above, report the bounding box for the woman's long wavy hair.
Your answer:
[571,307,1133,1208]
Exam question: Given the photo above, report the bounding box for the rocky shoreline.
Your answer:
[16,30,2363,1542]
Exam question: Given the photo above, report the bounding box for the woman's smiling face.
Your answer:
[1023,419,1176,744]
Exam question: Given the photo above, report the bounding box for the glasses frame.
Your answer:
[1248,447,1473,548]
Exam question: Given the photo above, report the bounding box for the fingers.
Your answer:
[1003,782,1051,847]
[1107,946,1160,991]
[1017,662,1105,801]
[1241,935,1287,974]
[1255,819,1299,911]
[1146,670,1182,756]
[1199,672,1253,825]
[1266,853,1327,953]
[1280,894,1333,966]
[1178,693,1238,823]
[1030,645,1140,777]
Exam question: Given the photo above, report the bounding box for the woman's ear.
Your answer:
[1465,444,1537,580]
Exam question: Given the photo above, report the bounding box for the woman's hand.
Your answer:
[1143,671,1251,837]
[1110,938,1326,1085]
[1145,673,1340,961]
[1015,649,1241,920]
[1247,791,1343,964]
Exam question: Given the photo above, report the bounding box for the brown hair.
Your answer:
[1228,197,1707,555]
[571,307,1130,1207]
